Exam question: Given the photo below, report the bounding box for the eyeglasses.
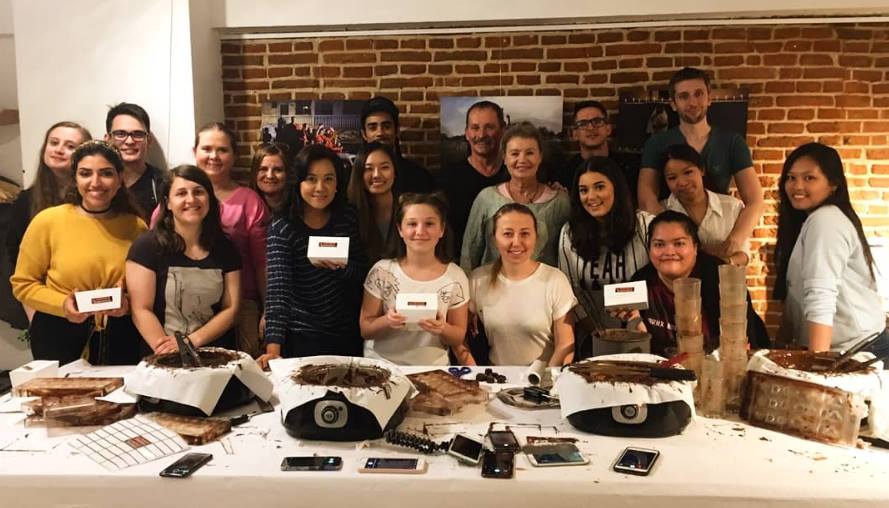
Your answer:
[110,129,149,142]
[573,118,607,130]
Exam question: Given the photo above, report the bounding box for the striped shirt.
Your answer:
[264,206,368,354]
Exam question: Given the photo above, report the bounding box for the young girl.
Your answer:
[348,141,399,265]
[471,203,576,366]
[558,157,652,358]
[249,142,290,215]
[660,144,749,265]
[259,145,367,367]
[360,192,471,366]
[127,166,241,355]
[193,122,268,357]
[12,141,145,365]
[774,142,888,355]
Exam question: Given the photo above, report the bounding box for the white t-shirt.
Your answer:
[363,259,470,365]
[470,263,577,366]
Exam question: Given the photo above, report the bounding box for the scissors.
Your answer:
[448,366,471,378]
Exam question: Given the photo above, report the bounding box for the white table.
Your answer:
[1,363,888,508]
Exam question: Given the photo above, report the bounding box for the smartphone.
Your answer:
[447,434,484,464]
[481,451,514,479]
[613,447,660,476]
[159,453,213,478]
[488,430,520,453]
[358,457,427,474]
[280,456,342,472]
[525,444,589,467]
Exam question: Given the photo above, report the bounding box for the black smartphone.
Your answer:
[613,447,660,476]
[481,451,514,479]
[488,430,520,453]
[159,453,213,478]
[281,456,342,471]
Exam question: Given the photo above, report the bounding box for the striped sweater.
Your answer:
[264,206,367,352]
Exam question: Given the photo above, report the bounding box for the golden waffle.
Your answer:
[148,413,232,445]
[13,377,124,398]
[407,369,488,416]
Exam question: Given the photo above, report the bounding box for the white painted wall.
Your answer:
[0,0,21,185]
[220,0,889,29]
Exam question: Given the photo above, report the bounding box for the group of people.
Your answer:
[6,66,888,370]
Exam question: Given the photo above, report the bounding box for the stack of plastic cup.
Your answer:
[701,354,725,417]
[673,277,704,399]
[718,264,749,411]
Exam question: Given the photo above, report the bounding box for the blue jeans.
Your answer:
[865,327,889,369]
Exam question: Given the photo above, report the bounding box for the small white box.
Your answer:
[395,293,439,324]
[10,360,59,388]
[74,287,122,312]
[604,281,649,310]
[307,236,349,264]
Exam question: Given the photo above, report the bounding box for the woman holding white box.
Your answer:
[259,145,367,367]
[471,203,576,366]
[11,141,146,365]
[558,157,652,358]
[360,193,472,366]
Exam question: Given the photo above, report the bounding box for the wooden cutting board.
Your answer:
[148,412,232,445]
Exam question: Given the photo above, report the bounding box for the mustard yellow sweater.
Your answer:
[11,204,147,317]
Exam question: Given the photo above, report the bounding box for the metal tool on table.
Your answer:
[174,332,203,368]
[822,331,883,372]
[448,366,471,378]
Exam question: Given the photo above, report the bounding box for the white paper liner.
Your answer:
[556,353,697,420]
[748,350,888,440]
[269,355,414,431]
[124,348,273,416]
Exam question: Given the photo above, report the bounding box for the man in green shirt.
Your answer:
[637,67,764,262]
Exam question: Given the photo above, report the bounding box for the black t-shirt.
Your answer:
[393,155,436,195]
[439,158,508,256]
[128,164,164,223]
[127,231,241,349]
[631,253,769,356]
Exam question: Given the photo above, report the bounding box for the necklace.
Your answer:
[79,202,112,215]
[508,180,542,204]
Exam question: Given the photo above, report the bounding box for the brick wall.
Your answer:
[220,23,889,331]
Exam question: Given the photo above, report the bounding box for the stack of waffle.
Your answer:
[674,277,704,399]
[718,264,749,411]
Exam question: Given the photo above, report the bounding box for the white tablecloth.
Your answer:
[1,363,888,508]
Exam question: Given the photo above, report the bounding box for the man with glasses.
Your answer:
[556,101,638,194]
[104,102,163,222]
[637,67,763,261]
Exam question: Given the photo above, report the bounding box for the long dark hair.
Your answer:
[774,142,875,299]
[30,121,92,218]
[152,165,223,255]
[66,140,141,217]
[489,203,538,289]
[288,144,347,226]
[567,157,636,263]
[392,192,453,263]
[347,141,399,261]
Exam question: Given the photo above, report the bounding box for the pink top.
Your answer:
[150,186,269,301]
[220,187,269,301]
